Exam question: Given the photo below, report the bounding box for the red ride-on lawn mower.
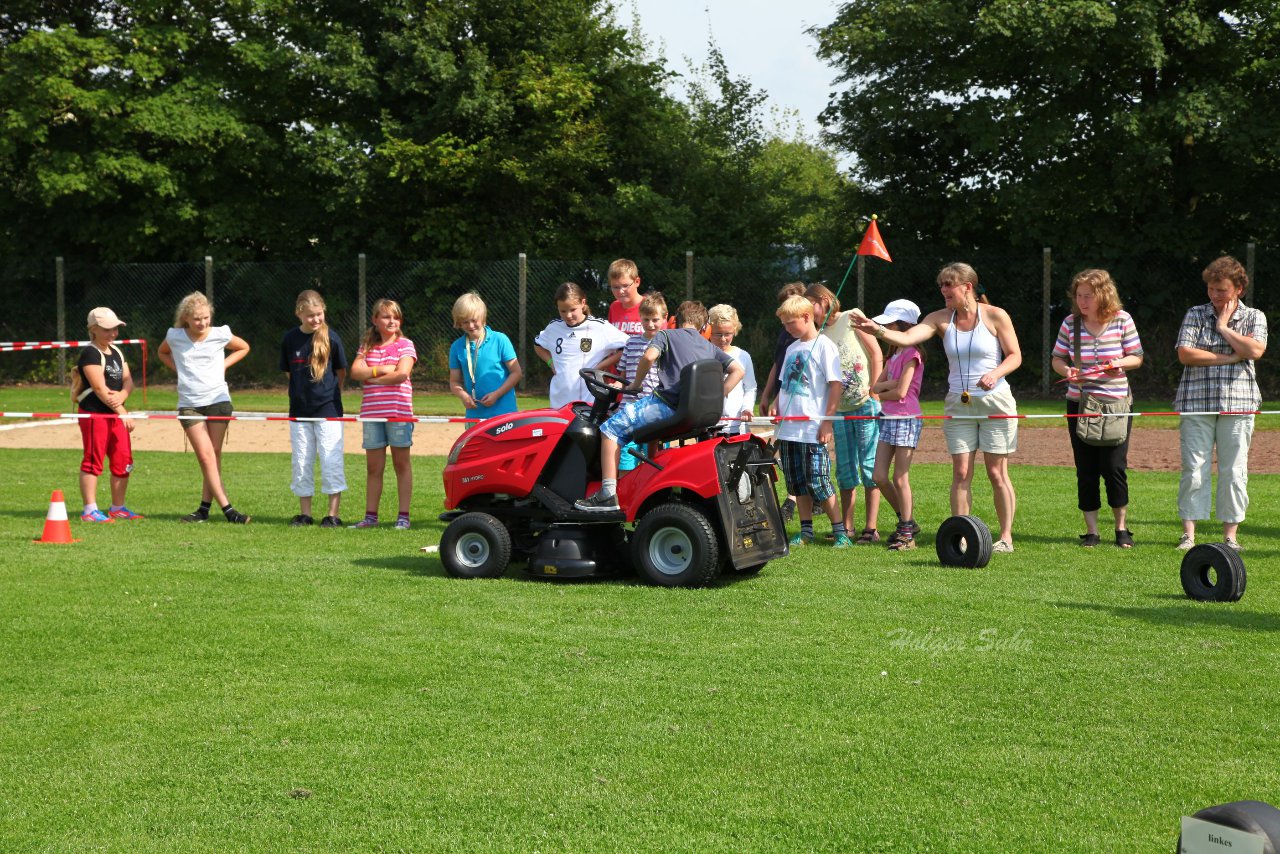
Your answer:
[439,361,788,587]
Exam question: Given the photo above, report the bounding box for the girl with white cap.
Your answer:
[869,299,924,550]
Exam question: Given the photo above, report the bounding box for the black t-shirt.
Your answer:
[76,346,124,414]
[280,327,348,417]
[772,327,797,372]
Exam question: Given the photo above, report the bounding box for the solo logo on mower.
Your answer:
[494,422,514,435]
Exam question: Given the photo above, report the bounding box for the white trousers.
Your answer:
[290,420,347,497]
[1178,413,1253,523]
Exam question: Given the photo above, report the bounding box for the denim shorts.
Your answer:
[600,395,676,445]
[362,419,415,449]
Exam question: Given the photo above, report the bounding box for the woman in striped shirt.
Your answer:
[348,299,417,530]
[1051,269,1144,548]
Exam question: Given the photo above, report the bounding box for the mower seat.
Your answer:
[631,359,725,444]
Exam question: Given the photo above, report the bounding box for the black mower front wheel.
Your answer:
[440,512,512,579]
[631,502,721,587]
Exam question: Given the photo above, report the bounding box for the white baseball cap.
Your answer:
[87,307,126,329]
[872,299,920,326]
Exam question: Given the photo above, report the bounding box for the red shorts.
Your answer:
[78,411,133,477]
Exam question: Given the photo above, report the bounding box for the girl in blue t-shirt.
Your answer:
[448,293,523,421]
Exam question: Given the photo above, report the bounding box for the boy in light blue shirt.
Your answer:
[448,292,523,421]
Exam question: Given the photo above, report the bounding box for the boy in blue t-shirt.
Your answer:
[575,301,744,512]
[448,293,523,421]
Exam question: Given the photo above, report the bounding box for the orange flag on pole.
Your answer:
[857,215,892,262]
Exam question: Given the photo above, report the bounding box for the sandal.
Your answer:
[887,520,917,547]
[1078,533,1101,548]
[1115,529,1134,549]
[888,534,916,552]
[855,528,880,545]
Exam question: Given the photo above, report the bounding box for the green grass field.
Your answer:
[1,441,1277,851]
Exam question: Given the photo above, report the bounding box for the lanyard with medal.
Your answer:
[953,310,977,404]
[464,330,483,401]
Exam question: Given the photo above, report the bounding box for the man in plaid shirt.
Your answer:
[1173,255,1268,552]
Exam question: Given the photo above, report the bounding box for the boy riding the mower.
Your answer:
[575,301,746,512]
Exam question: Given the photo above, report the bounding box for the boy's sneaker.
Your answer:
[180,509,209,523]
[1176,533,1195,551]
[289,514,314,527]
[107,507,144,521]
[81,509,113,523]
[224,509,251,524]
[349,517,378,529]
[319,516,343,528]
[394,517,411,530]
[992,539,1014,553]
[1225,537,1243,552]
[574,490,620,512]
[832,533,854,549]
[788,532,813,547]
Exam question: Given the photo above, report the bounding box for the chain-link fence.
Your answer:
[1,249,1274,400]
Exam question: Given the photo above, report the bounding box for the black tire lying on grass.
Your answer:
[1180,542,1247,602]
[934,515,993,569]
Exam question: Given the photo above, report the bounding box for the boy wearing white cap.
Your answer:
[73,307,143,522]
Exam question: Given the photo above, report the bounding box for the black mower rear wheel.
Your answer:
[631,502,721,587]
[1180,543,1246,602]
[935,515,993,568]
[440,512,512,579]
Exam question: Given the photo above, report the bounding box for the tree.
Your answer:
[0,1,854,267]
[815,1,1280,257]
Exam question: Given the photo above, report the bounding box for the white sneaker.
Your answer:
[992,540,1014,553]
[1225,537,1243,552]
[1176,534,1195,551]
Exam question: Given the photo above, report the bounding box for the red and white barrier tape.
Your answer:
[1,409,1275,424]
[0,339,149,352]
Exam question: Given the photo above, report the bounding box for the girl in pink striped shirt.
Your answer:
[349,299,417,529]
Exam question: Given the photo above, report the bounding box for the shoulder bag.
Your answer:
[1073,317,1129,447]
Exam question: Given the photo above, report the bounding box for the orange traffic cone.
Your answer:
[34,490,80,544]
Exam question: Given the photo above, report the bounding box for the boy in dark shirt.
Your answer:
[575,302,744,511]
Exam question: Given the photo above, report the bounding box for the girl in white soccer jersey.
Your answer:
[534,282,628,408]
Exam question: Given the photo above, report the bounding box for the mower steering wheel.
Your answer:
[580,368,628,407]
